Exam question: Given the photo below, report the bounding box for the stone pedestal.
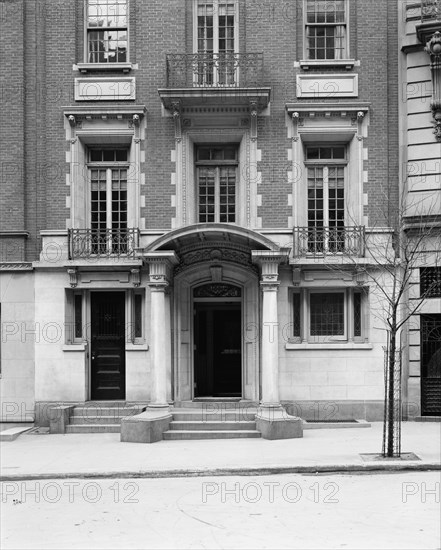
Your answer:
[120,409,172,443]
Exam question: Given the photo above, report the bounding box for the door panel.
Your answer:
[421,314,441,416]
[194,304,241,397]
[91,292,126,400]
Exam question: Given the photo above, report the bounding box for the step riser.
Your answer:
[178,401,259,409]
[172,413,257,421]
[70,417,129,425]
[170,422,256,431]
[66,426,120,434]
[72,408,142,416]
[163,432,261,440]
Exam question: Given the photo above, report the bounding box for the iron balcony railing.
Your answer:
[68,228,139,259]
[421,0,441,21]
[165,52,264,88]
[293,226,365,258]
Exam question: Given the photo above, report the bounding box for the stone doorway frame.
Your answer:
[173,262,260,403]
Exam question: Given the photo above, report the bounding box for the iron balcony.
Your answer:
[68,228,140,259]
[293,226,366,258]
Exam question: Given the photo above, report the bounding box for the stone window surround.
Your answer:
[172,127,260,229]
[64,107,146,233]
[287,285,370,347]
[286,103,370,230]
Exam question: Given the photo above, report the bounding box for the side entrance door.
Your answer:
[91,292,126,400]
[421,314,441,416]
[194,303,242,397]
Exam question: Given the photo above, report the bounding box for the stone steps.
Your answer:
[66,405,144,433]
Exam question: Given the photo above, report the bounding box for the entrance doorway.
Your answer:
[421,314,441,416]
[194,303,242,397]
[90,292,126,400]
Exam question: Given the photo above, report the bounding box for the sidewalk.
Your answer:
[1,422,440,481]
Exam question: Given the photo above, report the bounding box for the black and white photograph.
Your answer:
[0,0,440,548]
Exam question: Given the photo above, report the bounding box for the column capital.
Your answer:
[252,249,290,287]
[138,251,179,288]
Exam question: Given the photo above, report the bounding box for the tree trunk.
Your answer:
[387,329,397,457]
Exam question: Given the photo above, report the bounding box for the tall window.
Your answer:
[305,0,347,60]
[196,1,237,86]
[87,0,128,63]
[88,148,129,254]
[196,146,238,223]
[306,146,346,253]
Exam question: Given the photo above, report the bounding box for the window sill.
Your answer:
[63,344,87,352]
[285,342,373,350]
[298,59,356,70]
[75,62,135,74]
[126,342,149,351]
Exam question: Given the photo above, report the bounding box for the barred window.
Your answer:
[420,267,441,298]
[87,0,128,63]
[305,0,347,61]
[292,288,366,343]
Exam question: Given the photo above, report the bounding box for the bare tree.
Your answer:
[308,190,441,457]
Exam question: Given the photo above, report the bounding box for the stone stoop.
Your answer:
[163,408,261,440]
[65,404,145,434]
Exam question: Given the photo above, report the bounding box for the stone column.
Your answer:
[252,250,303,440]
[120,251,178,444]
[145,252,178,410]
[260,265,281,407]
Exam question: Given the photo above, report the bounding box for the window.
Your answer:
[88,148,130,254]
[129,290,144,344]
[306,146,347,253]
[66,291,85,344]
[305,0,347,60]
[86,0,128,63]
[195,0,238,86]
[420,267,441,298]
[292,288,366,343]
[196,146,238,223]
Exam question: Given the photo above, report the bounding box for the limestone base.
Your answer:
[256,407,303,440]
[120,409,172,443]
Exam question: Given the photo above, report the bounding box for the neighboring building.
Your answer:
[399,0,441,419]
[2,0,421,436]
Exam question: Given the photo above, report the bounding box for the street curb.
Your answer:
[1,462,440,481]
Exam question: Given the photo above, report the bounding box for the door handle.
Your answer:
[91,354,96,361]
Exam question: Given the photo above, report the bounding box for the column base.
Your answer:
[120,409,172,443]
[256,405,303,440]
[147,403,170,411]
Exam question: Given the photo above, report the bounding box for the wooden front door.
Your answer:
[421,314,441,416]
[194,303,242,397]
[91,292,126,400]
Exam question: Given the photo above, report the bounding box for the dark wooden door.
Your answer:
[194,304,241,397]
[91,292,126,400]
[421,314,441,416]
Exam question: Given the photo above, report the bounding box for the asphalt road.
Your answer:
[1,472,440,549]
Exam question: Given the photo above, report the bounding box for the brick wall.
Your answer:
[1,0,400,253]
